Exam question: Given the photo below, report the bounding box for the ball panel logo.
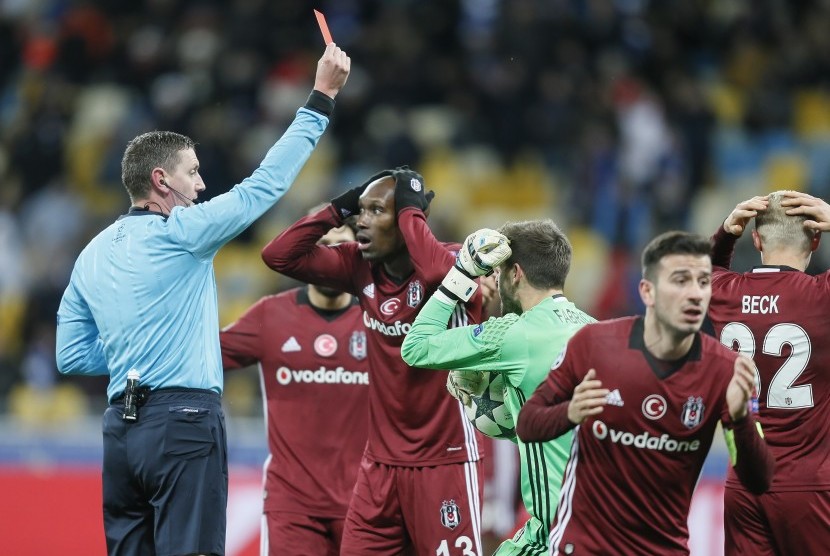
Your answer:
[314,334,337,357]
[642,394,667,420]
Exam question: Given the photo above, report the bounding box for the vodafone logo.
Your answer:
[276,367,292,385]
[642,394,667,420]
[591,419,700,453]
[380,298,401,316]
[314,334,337,357]
[274,366,369,386]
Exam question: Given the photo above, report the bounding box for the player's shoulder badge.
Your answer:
[440,499,461,530]
[681,396,704,429]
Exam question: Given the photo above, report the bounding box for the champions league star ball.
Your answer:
[464,371,516,441]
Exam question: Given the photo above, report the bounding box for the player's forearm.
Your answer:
[711,225,739,269]
[729,415,775,494]
[261,206,341,275]
[219,341,257,370]
[401,292,458,368]
[398,209,456,285]
[516,397,573,442]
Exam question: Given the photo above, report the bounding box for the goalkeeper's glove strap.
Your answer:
[440,266,478,302]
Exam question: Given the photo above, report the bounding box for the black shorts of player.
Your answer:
[102,388,228,556]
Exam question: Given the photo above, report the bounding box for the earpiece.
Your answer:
[160,179,167,186]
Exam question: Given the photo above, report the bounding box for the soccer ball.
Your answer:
[463,371,516,441]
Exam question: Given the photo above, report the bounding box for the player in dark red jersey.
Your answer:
[517,230,773,555]
[709,190,830,556]
[220,223,368,556]
[262,167,487,555]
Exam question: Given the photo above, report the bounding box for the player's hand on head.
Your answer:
[447,370,486,407]
[314,43,351,99]
[331,169,390,219]
[457,229,512,278]
[330,186,364,220]
[726,355,756,422]
[780,191,830,232]
[567,369,609,425]
[723,196,768,236]
[439,227,508,302]
[392,166,434,214]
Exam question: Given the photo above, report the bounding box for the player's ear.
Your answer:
[811,230,821,252]
[510,263,523,285]
[751,229,762,253]
[638,278,655,307]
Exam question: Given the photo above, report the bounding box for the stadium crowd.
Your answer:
[2,0,830,503]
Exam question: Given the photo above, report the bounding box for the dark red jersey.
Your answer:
[262,206,484,466]
[537,317,739,555]
[220,287,369,517]
[710,227,830,491]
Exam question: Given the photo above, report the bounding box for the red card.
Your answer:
[314,9,333,45]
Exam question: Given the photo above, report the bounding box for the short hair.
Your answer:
[755,190,812,253]
[498,219,571,290]
[121,131,195,201]
[641,231,710,281]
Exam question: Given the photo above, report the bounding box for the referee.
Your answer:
[55,44,350,556]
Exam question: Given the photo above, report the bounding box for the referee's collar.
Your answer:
[120,206,167,219]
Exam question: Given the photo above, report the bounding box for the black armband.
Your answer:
[304,90,336,117]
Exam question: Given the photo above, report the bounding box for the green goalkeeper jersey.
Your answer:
[402,293,595,555]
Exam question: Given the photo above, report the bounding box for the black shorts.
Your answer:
[102,389,227,556]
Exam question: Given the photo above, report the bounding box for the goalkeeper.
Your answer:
[402,219,595,556]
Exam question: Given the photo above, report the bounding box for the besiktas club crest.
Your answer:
[440,499,461,530]
[681,396,704,429]
[407,280,424,308]
[349,331,367,360]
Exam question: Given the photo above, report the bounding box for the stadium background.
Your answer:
[2,1,829,553]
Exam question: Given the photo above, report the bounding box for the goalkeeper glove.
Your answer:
[446,370,487,407]
[440,228,512,302]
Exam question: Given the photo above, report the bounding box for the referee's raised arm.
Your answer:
[54,43,351,556]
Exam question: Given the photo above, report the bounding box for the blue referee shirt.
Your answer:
[56,107,328,402]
